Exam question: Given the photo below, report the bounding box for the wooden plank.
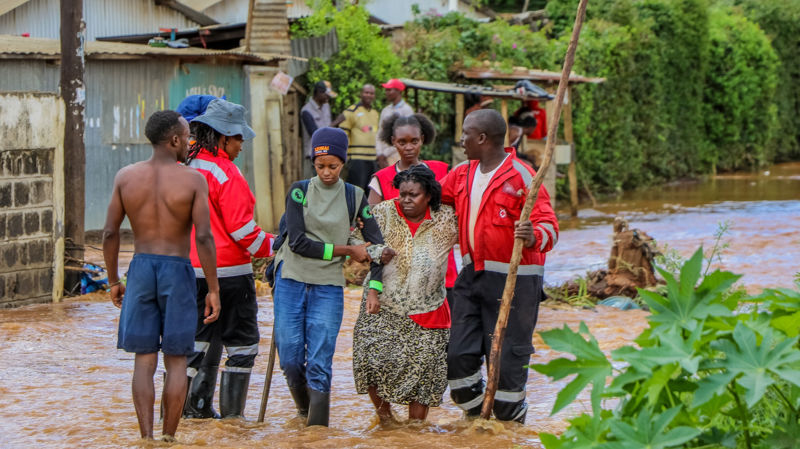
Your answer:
[244,0,255,52]
[564,86,578,216]
[453,93,465,166]
[501,98,509,147]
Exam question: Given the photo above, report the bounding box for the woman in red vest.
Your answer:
[367,113,458,291]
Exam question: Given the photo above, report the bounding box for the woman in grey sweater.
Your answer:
[271,127,392,427]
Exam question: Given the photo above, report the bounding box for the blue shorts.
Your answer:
[117,254,198,356]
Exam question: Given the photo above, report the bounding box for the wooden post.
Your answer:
[455,94,465,140]
[501,98,509,147]
[60,0,86,295]
[564,86,579,216]
[480,0,589,420]
[453,93,465,166]
[244,0,256,52]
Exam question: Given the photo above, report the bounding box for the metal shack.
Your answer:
[0,35,289,231]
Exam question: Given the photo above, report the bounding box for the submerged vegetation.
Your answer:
[293,0,800,198]
[533,248,800,448]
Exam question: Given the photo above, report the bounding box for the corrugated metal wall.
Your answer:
[0,58,251,230]
[0,60,59,92]
[0,0,199,40]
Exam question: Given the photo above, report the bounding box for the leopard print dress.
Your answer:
[353,201,458,407]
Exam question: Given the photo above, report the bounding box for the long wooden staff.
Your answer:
[480,0,590,419]
[257,326,278,422]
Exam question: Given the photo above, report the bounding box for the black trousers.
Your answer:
[187,274,260,374]
[344,159,378,192]
[446,263,542,422]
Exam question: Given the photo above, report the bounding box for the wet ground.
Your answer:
[3,163,800,448]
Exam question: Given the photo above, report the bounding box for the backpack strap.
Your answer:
[344,182,360,226]
[272,179,310,252]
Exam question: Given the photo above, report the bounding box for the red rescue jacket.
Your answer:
[440,148,558,275]
[188,148,273,278]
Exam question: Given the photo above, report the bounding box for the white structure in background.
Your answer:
[193,0,491,25]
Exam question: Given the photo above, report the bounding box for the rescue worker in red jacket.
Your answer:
[184,99,274,419]
[441,109,558,423]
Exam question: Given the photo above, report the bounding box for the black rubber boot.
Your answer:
[306,388,330,427]
[289,384,310,417]
[183,365,221,419]
[219,371,251,419]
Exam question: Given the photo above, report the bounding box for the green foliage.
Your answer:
[531,248,800,448]
[704,6,779,171]
[290,1,402,113]
[727,0,800,162]
[296,1,794,198]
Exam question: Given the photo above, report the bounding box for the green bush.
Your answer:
[728,0,800,162]
[534,248,800,448]
[291,1,402,113]
[704,6,779,171]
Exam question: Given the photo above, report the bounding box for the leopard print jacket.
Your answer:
[358,200,458,316]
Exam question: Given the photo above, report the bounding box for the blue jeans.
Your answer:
[273,263,344,393]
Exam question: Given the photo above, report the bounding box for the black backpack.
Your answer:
[265,180,359,287]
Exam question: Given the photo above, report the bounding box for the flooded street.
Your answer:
[3,163,800,448]
[0,292,647,448]
[548,162,800,291]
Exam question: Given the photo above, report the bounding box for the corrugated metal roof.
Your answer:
[288,28,337,77]
[0,0,201,41]
[457,67,605,85]
[0,35,288,64]
[400,78,554,101]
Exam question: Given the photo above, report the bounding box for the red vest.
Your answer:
[373,160,456,288]
[374,160,449,200]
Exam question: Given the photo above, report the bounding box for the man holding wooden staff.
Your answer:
[441,109,558,423]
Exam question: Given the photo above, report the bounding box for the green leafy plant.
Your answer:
[532,247,800,448]
[291,1,402,113]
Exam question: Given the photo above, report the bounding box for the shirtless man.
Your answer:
[103,110,221,441]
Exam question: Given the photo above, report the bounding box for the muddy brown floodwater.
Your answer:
[4,163,800,448]
[0,289,648,449]
[549,162,800,292]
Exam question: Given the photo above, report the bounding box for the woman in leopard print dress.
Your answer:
[353,165,458,422]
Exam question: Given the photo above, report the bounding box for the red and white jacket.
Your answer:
[440,148,558,276]
[189,148,273,278]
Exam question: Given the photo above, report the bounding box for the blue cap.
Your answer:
[176,95,223,122]
[311,127,348,162]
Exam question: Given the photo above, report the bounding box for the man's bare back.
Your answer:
[103,112,220,441]
[114,160,207,258]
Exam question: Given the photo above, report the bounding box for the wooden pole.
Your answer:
[564,86,579,216]
[257,327,278,422]
[480,0,590,420]
[501,99,509,147]
[244,0,256,52]
[60,0,86,295]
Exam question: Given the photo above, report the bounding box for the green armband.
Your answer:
[368,280,383,292]
[323,243,334,261]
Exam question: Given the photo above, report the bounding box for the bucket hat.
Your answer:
[191,99,256,140]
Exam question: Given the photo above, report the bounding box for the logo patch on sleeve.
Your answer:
[291,188,305,204]
[361,205,373,219]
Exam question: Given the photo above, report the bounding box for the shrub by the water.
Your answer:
[533,248,800,448]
